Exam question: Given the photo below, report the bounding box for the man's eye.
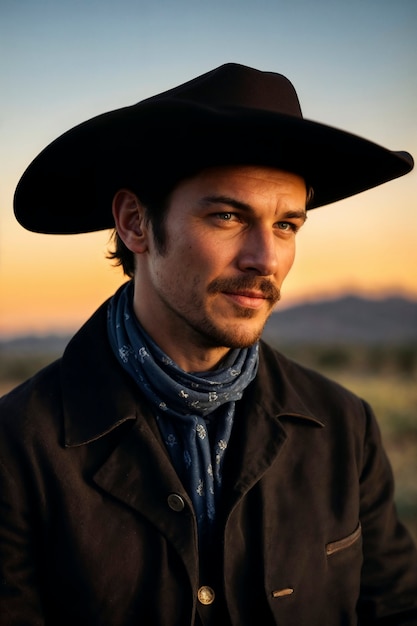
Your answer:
[217,212,233,221]
[278,221,296,232]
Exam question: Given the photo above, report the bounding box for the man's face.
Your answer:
[133,165,307,369]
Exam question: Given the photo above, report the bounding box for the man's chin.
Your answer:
[200,320,266,350]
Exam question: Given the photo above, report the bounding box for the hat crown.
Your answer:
[14,63,413,234]
[144,63,303,118]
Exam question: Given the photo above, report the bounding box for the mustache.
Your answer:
[207,276,281,304]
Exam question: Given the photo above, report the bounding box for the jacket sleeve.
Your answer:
[357,400,417,625]
[0,416,45,625]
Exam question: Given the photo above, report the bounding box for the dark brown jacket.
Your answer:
[1,299,416,625]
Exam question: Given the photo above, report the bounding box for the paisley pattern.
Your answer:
[107,282,259,540]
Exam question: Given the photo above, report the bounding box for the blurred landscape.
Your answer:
[1,294,416,542]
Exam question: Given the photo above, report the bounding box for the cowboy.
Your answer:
[1,63,416,625]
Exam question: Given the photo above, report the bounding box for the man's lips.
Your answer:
[222,290,269,309]
[207,277,281,308]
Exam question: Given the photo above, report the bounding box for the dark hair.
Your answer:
[108,171,314,277]
[306,185,315,208]
[107,230,135,278]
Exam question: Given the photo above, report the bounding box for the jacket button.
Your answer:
[197,586,215,605]
[167,493,185,512]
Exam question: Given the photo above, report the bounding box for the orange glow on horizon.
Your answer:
[1,168,416,337]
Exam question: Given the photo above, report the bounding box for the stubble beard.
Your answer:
[189,275,281,350]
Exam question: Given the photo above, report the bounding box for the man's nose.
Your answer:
[237,226,279,276]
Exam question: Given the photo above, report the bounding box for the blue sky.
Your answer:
[2,0,415,148]
[0,0,416,334]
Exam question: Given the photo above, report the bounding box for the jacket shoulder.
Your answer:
[258,340,369,422]
[0,359,63,437]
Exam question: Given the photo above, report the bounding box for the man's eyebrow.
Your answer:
[283,209,308,223]
[200,195,307,222]
[200,195,253,212]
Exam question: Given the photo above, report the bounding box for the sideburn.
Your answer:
[146,212,169,256]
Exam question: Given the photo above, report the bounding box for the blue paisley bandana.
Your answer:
[107,282,259,540]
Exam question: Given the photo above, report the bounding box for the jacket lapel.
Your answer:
[61,299,198,580]
[223,340,325,506]
[92,416,198,578]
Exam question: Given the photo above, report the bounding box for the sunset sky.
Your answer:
[1,0,416,337]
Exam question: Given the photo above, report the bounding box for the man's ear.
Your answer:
[112,189,149,253]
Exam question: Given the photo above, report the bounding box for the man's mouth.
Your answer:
[223,290,269,309]
[208,277,281,308]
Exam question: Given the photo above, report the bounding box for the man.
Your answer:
[1,63,416,625]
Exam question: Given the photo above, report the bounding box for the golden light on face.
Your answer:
[1,162,415,341]
[129,165,307,371]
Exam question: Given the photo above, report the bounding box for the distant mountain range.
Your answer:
[0,295,416,356]
[263,295,417,345]
[0,333,70,357]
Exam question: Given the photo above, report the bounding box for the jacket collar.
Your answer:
[62,298,323,448]
[254,340,325,428]
[62,297,140,447]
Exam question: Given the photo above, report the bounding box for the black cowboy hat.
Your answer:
[14,63,414,234]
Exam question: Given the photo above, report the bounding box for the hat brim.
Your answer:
[14,99,414,234]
